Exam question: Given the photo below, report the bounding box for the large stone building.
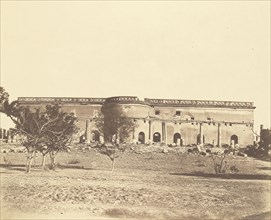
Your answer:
[18,96,255,147]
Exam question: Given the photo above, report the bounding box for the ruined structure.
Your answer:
[17,96,255,147]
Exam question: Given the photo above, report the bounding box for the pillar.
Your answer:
[161,122,167,145]
[162,122,165,142]
[3,129,6,139]
[132,127,136,144]
[86,119,91,144]
[199,123,203,145]
[164,123,167,145]
[148,120,152,144]
[217,123,221,147]
[7,130,11,143]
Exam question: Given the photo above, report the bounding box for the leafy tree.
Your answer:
[44,109,78,169]
[96,103,136,144]
[0,87,9,108]
[0,87,78,173]
[95,103,136,171]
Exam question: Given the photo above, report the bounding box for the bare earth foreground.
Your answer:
[0,146,270,220]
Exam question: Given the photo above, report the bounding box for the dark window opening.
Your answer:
[176,111,181,116]
[155,110,160,115]
[138,132,145,144]
[197,134,205,144]
[230,135,238,145]
[191,117,195,120]
[173,133,182,146]
[153,132,161,142]
[92,130,100,142]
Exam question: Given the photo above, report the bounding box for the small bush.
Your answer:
[222,144,230,148]
[67,159,80,164]
[206,149,212,154]
[244,144,266,158]
[200,151,207,156]
[210,151,230,174]
[3,156,12,166]
[230,165,239,173]
[204,143,214,148]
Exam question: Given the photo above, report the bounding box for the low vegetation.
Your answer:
[1,146,270,219]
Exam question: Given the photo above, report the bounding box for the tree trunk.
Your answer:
[25,152,34,173]
[49,153,56,170]
[111,158,115,172]
[41,154,46,168]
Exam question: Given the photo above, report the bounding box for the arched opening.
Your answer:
[197,134,205,144]
[173,133,182,146]
[138,132,145,144]
[80,134,86,143]
[153,132,161,143]
[92,130,100,142]
[230,135,238,146]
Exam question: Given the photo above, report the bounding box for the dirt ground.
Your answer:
[0,146,270,220]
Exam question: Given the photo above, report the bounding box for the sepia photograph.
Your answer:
[0,1,270,219]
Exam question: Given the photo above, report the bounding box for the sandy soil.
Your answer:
[0,147,270,220]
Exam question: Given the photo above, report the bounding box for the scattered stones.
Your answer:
[237,152,247,157]
[162,148,168,154]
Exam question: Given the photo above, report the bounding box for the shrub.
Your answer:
[222,144,230,148]
[204,143,214,148]
[206,149,212,154]
[200,151,207,156]
[210,150,230,174]
[230,165,239,173]
[188,147,199,154]
[244,144,266,157]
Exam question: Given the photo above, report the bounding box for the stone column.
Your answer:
[148,120,152,144]
[164,123,167,145]
[7,130,11,143]
[199,123,203,145]
[132,127,136,144]
[86,119,91,144]
[217,123,221,147]
[3,129,6,139]
[162,122,165,143]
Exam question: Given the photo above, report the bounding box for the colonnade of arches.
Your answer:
[137,131,239,146]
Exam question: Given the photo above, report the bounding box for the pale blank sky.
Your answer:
[0,1,270,131]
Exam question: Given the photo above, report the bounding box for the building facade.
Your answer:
[17,96,255,147]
